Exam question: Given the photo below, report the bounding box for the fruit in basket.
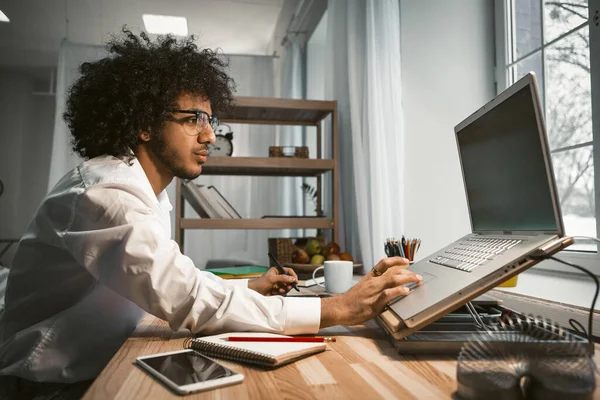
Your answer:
[294,237,308,248]
[310,254,325,265]
[323,241,341,257]
[326,253,340,261]
[305,239,323,256]
[291,248,310,264]
[339,252,353,262]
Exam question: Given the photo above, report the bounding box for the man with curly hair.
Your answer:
[0,30,420,395]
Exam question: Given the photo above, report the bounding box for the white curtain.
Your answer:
[275,34,306,237]
[179,55,278,268]
[48,41,107,190]
[305,14,331,242]
[325,0,404,270]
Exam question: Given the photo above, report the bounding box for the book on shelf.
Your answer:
[181,181,241,219]
[183,332,327,368]
[198,185,242,219]
[181,180,212,218]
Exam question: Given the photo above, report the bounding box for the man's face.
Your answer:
[150,93,216,180]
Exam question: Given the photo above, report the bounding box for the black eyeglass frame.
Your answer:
[166,109,220,133]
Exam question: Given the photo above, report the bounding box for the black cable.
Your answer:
[528,251,599,343]
[568,319,588,337]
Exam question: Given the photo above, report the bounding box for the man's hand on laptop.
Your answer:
[319,257,422,328]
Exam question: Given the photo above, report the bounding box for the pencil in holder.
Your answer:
[384,236,421,261]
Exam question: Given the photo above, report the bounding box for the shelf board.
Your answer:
[220,96,336,125]
[180,218,334,230]
[201,156,334,176]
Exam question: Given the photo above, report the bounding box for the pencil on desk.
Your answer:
[226,336,336,343]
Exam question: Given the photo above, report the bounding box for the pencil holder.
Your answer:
[385,237,421,261]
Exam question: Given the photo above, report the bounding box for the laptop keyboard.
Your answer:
[429,237,523,272]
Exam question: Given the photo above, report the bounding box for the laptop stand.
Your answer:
[376,299,594,356]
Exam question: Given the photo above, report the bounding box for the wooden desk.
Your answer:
[83,316,461,399]
[83,295,600,400]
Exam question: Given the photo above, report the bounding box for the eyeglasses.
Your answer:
[166,109,219,136]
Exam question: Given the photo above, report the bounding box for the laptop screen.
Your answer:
[456,83,560,233]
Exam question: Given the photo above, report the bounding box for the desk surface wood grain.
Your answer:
[83,303,600,399]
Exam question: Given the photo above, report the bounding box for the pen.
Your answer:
[226,336,336,343]
[384,239,393,257]
[267,252,300,292]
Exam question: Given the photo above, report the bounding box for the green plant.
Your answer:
[301,183,323,216]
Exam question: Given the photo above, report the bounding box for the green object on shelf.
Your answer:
[205,265,270,279]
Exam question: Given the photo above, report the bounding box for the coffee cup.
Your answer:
[312,260,354,293]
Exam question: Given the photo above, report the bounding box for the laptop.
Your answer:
[380,72,574,339]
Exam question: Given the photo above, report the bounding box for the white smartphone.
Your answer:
[136,349,244,395]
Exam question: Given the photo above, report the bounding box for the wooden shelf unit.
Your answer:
[180,218,334,230]
[175,96,338,251]
[199,156,335,177]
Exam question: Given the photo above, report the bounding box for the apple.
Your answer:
[310,254,325,265]
[305,239,323,256]
[339,252,353,262]
[323,242,341,257]
[292,248,310,264]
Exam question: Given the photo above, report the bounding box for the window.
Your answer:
[497,0,600,273]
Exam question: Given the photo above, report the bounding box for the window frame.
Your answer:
[494,0,600,276]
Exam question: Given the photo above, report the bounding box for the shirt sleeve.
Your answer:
[61,184,321,335]
[223,279,249,288]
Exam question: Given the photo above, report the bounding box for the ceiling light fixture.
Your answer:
[0,10,9,23]
[142,14,188,36]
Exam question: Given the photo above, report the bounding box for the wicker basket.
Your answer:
[268,238,295,265]
[268,146,284,157]
[294,146,309,158]
[268,236,325,266]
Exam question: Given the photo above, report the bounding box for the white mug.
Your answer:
[312,260,354,294]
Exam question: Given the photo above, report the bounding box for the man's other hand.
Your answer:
[248,267,298,296]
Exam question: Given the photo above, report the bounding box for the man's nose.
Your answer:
[199,125,216,144]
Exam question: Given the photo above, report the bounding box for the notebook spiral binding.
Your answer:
[183,337,277,367]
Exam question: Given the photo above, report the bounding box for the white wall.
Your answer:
[0,70,31,241]
[401,0,496,259]
[0,68,55,266]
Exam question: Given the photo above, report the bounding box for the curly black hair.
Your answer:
[64,28,236,160]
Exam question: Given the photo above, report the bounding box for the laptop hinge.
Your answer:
[503,230,512,234]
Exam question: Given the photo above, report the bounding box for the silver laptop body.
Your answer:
[386,72,570,333]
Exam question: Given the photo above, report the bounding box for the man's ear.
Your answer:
[139,130,151,142]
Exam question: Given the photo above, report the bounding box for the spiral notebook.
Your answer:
[184,332,327,368]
